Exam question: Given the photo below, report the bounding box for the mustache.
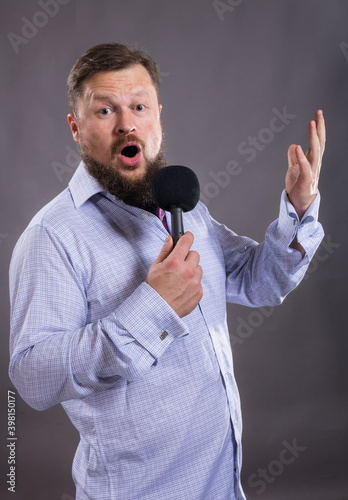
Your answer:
[111,133,146,157]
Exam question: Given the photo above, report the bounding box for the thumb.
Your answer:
[287,144,298,168]
[286,144,300,189]
[153,234,173,264]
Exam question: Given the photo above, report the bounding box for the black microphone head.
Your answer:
[152,165,200,212]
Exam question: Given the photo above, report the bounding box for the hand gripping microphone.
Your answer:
[152,165,200,246]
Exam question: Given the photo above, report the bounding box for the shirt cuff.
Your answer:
[277,190,323,252]
[113,281,189,360]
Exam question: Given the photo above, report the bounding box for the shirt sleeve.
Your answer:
[9,224,188,411]
[210,189,324,307]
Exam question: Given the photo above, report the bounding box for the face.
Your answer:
[67,64,166,208]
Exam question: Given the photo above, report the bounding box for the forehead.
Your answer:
[81,65,156,102]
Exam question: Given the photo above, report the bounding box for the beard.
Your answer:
[80,131,167,209]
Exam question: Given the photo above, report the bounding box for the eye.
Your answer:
[135,104,146,111]
[99,108,112,115]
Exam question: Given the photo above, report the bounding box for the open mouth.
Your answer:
[122,145,138,158]
[118,142,142,167]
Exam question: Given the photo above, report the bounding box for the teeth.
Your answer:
[121,145,138,158]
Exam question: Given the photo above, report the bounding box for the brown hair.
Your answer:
[67,43,160,115]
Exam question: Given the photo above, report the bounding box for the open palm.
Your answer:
[285,110,326,220]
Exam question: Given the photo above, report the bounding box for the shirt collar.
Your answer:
[69,161,105,208]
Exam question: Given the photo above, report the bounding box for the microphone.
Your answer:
[152,165,200,246]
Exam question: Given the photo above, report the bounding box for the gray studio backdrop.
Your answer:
[1,1,347,499]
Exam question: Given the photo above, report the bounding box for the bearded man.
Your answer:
[9,43,325,500]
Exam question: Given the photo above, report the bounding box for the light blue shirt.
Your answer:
[9,162,324,500]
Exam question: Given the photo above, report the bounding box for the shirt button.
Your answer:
[233,419,237,426]
[141,212,149,219]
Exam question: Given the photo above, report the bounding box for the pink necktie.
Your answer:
[155,207,170,233]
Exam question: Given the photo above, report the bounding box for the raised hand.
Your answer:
[285,110,326,219]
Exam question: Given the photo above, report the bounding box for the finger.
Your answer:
[315,109,326,155]
[185,249,201,267]
[307,119,320,169]
[286,144,300,185]
[170,231,194,260]
[295,145,311,177]
[152,234,173,264]
[287,144,299,168]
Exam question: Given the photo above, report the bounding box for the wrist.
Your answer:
[286,192,316,220]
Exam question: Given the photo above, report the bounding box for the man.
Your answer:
[9,43,325,500]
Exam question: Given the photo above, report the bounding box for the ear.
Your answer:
[67,113,80,144]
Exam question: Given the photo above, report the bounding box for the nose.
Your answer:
[116,109,136,136]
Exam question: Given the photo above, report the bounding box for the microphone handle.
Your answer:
[170,206,184,247]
